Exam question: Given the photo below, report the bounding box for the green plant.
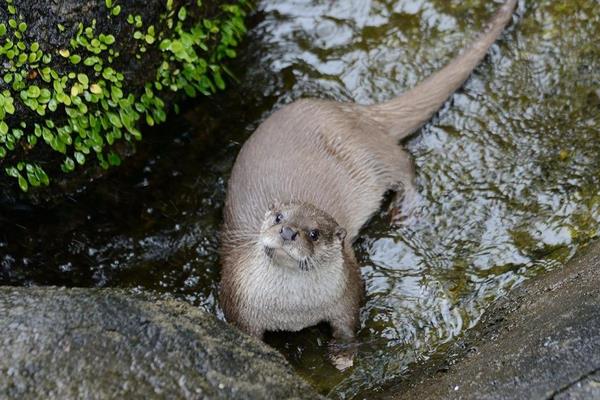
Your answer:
[0,0,248,191]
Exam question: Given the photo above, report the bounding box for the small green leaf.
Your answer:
[62,157,75,172]
[90,83,102,94]
[70,84,81,97]
[213,70,225,90]
[107,112,122,128]
[12,129,23,139]
[5,166,18,178]
[108,151,121,166]
[111,86,123,100]
[42,128,53,142]
[77,73,89,86]
[74,151,85,165]
[17,53,27,64]
[103,34,115,45]
[26,166,40,187]
[38,89,51,103]
[5,102,15,114]
[37,167,49,186]
[18,174,28,191]
[178,7,187,21]
[27,85,41,98]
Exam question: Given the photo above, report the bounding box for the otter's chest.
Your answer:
[240,262,348,331]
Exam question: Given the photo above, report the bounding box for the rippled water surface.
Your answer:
[2,0,600,397]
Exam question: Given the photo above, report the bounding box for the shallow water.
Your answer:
[2,0,600,397]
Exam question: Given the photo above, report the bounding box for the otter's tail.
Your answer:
[366,0,518,141]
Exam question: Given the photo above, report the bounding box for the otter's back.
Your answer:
[223,99,404,242]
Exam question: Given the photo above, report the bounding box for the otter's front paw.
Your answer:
[328,340,358,371]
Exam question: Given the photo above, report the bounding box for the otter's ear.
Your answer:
[268,203,275,211]
[335,227,347,242]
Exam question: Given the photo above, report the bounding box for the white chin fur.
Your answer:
[273,249,300,269]
[261,235,298,266]
[260,233,281,249]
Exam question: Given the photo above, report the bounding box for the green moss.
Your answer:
[0,0,249,191]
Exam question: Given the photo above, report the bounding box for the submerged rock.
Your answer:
[0,287,320,399]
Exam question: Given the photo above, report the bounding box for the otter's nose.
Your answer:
[280,226,298,241]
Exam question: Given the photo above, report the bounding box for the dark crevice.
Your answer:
[548,366,600,399]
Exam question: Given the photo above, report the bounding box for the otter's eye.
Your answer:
[309,229,320,241]
[274,213,283,224]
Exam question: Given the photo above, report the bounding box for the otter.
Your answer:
[219,0,518,341]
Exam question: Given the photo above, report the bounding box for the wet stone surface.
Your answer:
[554,371,600,400]
[0,286,321,400]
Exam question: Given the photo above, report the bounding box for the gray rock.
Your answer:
[0,287,321,400]
[383,241,600,400]
[554,371,600,400]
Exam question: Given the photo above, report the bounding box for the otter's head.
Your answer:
[259,202,346,271]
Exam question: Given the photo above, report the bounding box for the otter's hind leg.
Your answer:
[385,148,420,226]
[390,180,420,227]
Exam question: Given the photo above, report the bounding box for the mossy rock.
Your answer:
[0,0,248,203]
